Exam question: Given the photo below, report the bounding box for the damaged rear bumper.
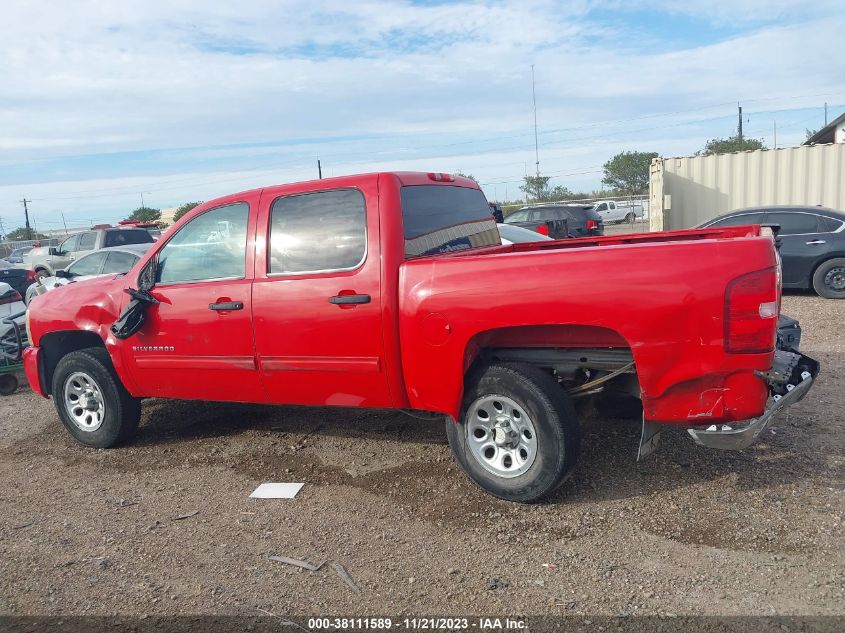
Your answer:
[687,351,819,451]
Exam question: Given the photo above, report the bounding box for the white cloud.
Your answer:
[0,0,843,227]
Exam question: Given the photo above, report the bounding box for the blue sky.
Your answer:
[1,0,843,231]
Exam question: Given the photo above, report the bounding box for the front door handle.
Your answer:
[806,240,826,245]
[328,294,371,305]
[209,301,244,311]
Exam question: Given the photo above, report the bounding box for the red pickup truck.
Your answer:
[23,172,817,502]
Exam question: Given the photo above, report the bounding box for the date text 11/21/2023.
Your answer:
[306,617,526,630]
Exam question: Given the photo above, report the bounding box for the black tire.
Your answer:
[625,212,636,223]
[446,362,580,503]
[0,373,18,396]
[35,269,50,280]
[812,258,845,299]
[51,347,141,448]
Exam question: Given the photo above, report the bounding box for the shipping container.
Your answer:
[649,144,845,231]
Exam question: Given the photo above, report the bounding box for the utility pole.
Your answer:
[140,192,145,209]
[737,103,743,143]
[20,198,33,240]
[531,64,540,178]
[317,159,322,180]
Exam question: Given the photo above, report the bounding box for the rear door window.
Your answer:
[504,210,529,223]
[765,212,822,235]
[401,185,499,257]
[67,252,107,276]
[102,251,140,274]
[821,216,844,232]
[269,189,367,275]
[531,208,560,221]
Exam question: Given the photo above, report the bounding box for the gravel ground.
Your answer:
[0,294,842,622]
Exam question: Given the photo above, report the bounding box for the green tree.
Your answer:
[454,172,477,183]
[805,128,819,142]
[602,151,658,195]
[549,185,574,200]
[6,227,48,241]
[173,201,202,223]
[128,206,161,222]
[520,174,552,201]
[700,135,764,155]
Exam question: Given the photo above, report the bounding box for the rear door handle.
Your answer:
[209,301,244,311]
[328,294,371,305]
[806,240,826,245]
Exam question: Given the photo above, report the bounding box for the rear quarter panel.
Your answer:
[399,234,778,425]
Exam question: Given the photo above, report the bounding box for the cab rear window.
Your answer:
[401,185,500,258]
[105,229,155,247]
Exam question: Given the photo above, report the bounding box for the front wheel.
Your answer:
[52,347,141,448]
[812,258,845,299]
[446,363,580,502]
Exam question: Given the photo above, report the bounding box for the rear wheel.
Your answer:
[446,363,580,502]
[812,258,845,299]
[625,212,636,223]
[52,347,141,448]
[35,269,50,280]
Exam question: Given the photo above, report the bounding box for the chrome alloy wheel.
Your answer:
[63,371,106,432]
[465,395,538,478]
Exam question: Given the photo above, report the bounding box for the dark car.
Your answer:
[0,259,37,297]
[699,206,845,299]
[5,247,32,264]
[503,204,604,239]
[488,202,504,223]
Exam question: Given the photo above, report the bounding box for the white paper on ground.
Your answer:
[250,483,304,499]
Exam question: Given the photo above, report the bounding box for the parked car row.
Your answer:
[26,244,152,304]
[503,203,605,238]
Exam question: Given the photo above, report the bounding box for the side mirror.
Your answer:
[138,259,156,291]
[55,269,70,279]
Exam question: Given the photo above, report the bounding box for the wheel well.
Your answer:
[39,330,106,396]
[463,324,640,399]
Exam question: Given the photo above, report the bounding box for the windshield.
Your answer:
[401,185,500,258]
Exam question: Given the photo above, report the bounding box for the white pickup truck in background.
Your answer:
[590,200,645,224]
[23,226,154,278]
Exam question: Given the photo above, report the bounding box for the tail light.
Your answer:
[535,224,550,236]
[0,290,22,306]
[585,219,599,231]
[427,172,455,182]
[26,270,37,282]
[724,267,779,354]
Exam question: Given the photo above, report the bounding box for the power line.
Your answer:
[12,96,845,208]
